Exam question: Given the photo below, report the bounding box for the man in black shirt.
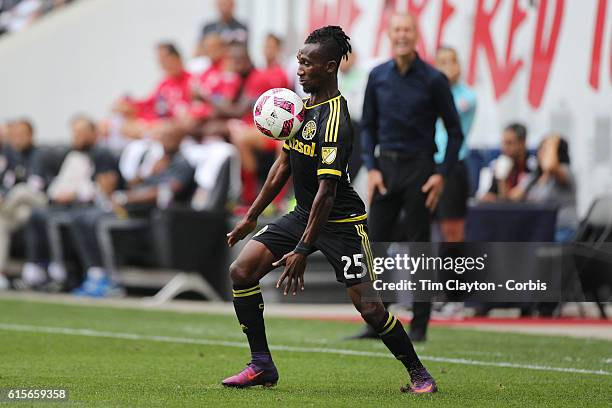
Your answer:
[356,13,464,342]
[0,119,47,289]
[201,0,248,44]
[1,119,44,194]
[221,25,437,394]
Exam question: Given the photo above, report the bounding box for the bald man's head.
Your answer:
[388,13,418,58]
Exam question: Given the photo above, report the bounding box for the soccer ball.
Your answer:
[253,88,305,140]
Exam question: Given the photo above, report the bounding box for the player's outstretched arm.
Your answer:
[227,152,292,247]
[274,179,337,295]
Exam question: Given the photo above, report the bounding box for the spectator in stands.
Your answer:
[0,0,42,34]
[202,31,229,74]
[0,121,6,148]
[69,121,195,297]
[201,0,247,45]
[508,134,578,242]
[339,51,366,123]
[188,33,239,123]
[187,119,241,211]
[338,51,368,180]
[219,42,285,205]
[40,0,71,16]
[132,42,192,121]
[480,123,535,202]
[0,0,73,35]
[118,138,164,189]
[0,119,47,290]
[109,43,192,142]
[19,115,118,289]
[261,33,290,89]
[187,36,210,75]
[0,1,19,35]
[1,120,45,193]
[434,46,477,242]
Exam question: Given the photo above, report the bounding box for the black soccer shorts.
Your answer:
[252,211,375,287]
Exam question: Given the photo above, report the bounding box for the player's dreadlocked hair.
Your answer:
[305,25,352,66]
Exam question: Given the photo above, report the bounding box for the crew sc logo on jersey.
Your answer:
[321,147,337,164]
[302,120,317,140]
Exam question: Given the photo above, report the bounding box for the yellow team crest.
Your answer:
[321,147,337,164]
[302,120,317,140]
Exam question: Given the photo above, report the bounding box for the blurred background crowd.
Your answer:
[0,0,74,35]
[0,0,609,318]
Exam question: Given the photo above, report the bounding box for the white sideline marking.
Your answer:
[0,323,610,377]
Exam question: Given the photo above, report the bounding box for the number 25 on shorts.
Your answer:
[341,254,366,279]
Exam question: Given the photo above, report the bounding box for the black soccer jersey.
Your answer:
[282,94,366,223]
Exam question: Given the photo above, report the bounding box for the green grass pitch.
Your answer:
[0,298,610,407]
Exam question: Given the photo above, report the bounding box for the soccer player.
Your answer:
[221,26,437,394]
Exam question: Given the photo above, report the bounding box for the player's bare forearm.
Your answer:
[300,179,337,245]
[245,153,291,222]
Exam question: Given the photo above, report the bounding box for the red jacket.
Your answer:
[133,70,193,121]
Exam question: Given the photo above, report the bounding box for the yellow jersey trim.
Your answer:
[329,213,368,223]
[328,98,340,142]
[304,94,341,109]
[317,168,342,177]
[324,99,337,142]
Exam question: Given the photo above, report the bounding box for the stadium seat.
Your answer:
[102,207,230,301]
[572,195,612,318]
[193,153,240,212]
[103,156,236,301]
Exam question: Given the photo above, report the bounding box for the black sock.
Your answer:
[375,312,426,378]
[232,284,270,356]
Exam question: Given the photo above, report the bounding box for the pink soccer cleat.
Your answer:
[221,363,279,388]
[401,369,438,394]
